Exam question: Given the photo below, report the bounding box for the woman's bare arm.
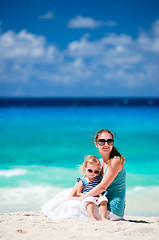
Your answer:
[76,157,123,200]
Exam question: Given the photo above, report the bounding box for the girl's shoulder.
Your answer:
[76,175,87,184]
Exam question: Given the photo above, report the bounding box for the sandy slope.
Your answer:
[0,211,159,240]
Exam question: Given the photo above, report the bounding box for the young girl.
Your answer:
[76,155,107,221]
[41,155,107,220]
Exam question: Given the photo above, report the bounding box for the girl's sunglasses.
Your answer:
[86,168,100,175]
[97,138,114,146]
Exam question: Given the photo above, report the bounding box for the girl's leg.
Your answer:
[86,202,96,221]
[99,201,107,221]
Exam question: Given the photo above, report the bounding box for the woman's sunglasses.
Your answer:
[97,138,114,146]
[86,168,100,175]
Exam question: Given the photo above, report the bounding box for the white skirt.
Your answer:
[41,188,122,221]
[83,195,108,206]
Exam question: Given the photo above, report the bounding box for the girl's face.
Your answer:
[85,162,100,181]
[95,132,114,154]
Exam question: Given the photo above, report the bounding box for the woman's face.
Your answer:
[95,132,114,154]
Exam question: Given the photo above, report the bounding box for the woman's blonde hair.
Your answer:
[95,129,125,166]
[80,155,101,174]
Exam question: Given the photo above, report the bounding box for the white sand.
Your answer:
[0,211,159,240]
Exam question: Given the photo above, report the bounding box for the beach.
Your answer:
[0,211,159,240]
[0,104,159,239]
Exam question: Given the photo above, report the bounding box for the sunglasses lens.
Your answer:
[107,139,114,145]
[97,139,105,146]
[98,139,114,146]
[87,169,100,174]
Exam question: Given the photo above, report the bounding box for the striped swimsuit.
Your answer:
[77,175,101,193]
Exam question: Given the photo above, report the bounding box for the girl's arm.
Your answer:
[76,180,83,197]
[67,182,78,200]
[76,157,123,200]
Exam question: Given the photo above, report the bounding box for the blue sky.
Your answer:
[0,0,159,97]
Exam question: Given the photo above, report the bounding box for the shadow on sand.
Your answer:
[122,218,150,224]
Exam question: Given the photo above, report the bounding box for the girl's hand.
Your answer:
[94,196,99,200]
[66,196,77,201]
[70,196,83,201]
[67,196,73,201]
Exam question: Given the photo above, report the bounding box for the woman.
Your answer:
[41,129,126,221]
[71,129,126,220]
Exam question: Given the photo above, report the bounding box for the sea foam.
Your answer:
[0,185,66,213]
[0,169,27,177]
[0,185,159,216]
[126,185,159,216]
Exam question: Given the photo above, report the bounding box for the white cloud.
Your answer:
[152,19,159,36]
[39,11,54,19]
[0,20,159,94]
[136,20,159,53]
[137,34,159,52]
[67,15,117,29]
[0,29,59,83]
[0,29,58,62]
[66,33,141,68]
[66,34,103,57]
[65,20,159,88]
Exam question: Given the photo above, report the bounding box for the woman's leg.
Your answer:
[106,210,123,221]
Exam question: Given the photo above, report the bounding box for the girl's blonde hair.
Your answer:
[95,129,125,166]
[80,155,101,174]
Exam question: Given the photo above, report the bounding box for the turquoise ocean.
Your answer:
[0,98,159,216]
